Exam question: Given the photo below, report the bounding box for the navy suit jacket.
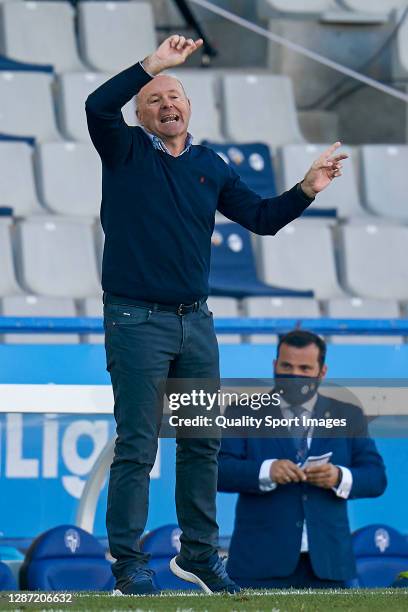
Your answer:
[217,394,387,581]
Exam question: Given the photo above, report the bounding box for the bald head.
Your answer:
[135,74,191,143]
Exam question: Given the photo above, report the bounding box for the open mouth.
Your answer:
[160,114,180,124]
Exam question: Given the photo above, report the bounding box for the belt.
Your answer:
[103,292,203,316]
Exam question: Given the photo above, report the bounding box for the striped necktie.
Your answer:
[289,404,311,461]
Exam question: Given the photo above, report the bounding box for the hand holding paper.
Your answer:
[303,453,340,489]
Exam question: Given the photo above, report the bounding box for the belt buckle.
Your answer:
[177,304,184,316]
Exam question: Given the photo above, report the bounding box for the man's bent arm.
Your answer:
[85,62,152,166]
[218,166,314,236]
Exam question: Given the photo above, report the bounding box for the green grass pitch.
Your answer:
[1,589,407,612]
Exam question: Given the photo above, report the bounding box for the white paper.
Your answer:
[300,451,333,469]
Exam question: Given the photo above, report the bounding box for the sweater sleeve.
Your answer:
[217,163,314,236]
[85,62,153,167]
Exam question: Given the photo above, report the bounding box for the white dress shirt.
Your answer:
[258,394,353,552]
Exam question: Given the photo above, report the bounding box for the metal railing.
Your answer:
[0,317,408,336]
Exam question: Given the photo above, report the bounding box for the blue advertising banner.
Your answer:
[0,412,114,538]
[0,344,407,542]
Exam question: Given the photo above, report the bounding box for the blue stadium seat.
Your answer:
[203,142,336,219]
[0,561,17,590]
[140,525,199,590]
[210,222,314,298]
[203,142,278,199]
[349,524,408,588]
[19,525,114,591]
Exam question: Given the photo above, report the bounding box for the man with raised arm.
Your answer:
[86,34,347,595]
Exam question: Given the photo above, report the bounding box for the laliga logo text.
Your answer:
[3,413,109,499]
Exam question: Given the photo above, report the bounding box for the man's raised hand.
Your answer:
[300,142,349,199]
[143,35,204,76]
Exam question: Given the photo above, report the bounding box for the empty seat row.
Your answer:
[242,296,404,345]
[3,139,408,221]
[182,295,407,345]
[2,0,408,89]
[0,68,302,146]
[0,141,102,217]
[0,294,103,344]
[0,293,405,345]
[211,296,407,319]
[2,0,406,84]
[0,69,137,142]
[0,1,157,73]
[1,217,408,305]
[212,220,408,301]
[257,222,408,300]
[0,217,101,299]
[58,69,223,143]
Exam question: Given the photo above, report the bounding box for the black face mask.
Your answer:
[274,372,321,406]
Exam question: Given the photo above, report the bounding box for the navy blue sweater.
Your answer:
[86,62,313,304]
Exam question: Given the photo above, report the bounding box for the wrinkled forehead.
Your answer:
[138,75,187,103]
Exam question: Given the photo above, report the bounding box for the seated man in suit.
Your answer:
[218,330,387,588]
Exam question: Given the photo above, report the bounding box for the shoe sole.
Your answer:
[112,587,160,597]
[169,556,213,594]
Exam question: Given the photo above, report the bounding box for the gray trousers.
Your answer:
[103,296,221,580]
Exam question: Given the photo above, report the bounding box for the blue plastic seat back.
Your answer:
[141,525,199,591]
[141,524,182,558]
[0,561,17,590]
[210,223,259,290]
[20,525,114,591]
[203,142,277,199]
[352,524,408,587]
[210,222,314,298]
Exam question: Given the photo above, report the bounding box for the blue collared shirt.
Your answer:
[141,126,193,157]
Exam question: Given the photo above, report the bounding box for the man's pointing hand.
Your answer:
[300,142,349,199]
[143,35,204,76]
